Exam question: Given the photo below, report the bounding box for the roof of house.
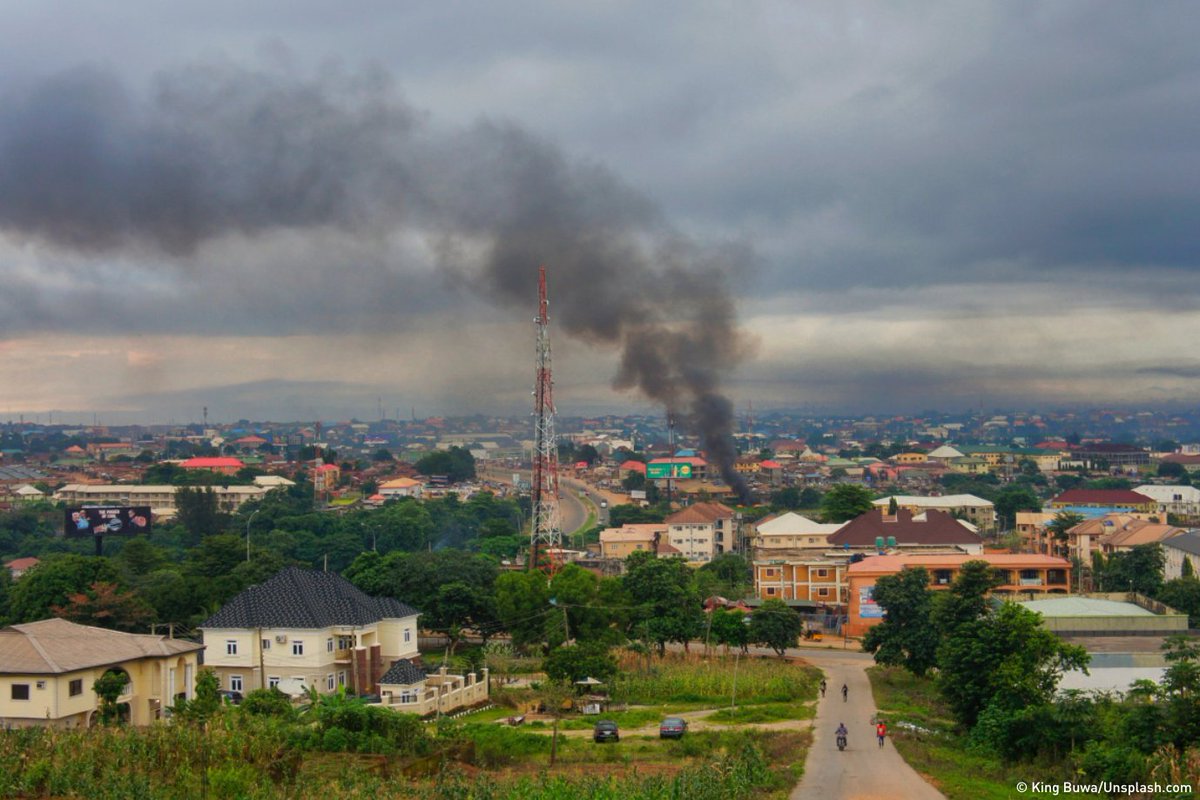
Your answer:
[828,509,982,547]
[847,553,1069,576]
[872,494,993,509]
[379,658,427,686]
[648,456,708,467]
[380,477,422,489]
[1052,489,1155,506]
[619,460,647,473]
[665,502,735,524]
[759,460,783,469]
[315,463,339,473]
[1133,485,1200,503]
[200,567,419,630]
[755,512,844,536]
[1163,531,1200,557]
[1101,522,1185,549]
[4,557,39,571]
[927,445,965,459]
[180,457,245,469]
[0,618,201,674]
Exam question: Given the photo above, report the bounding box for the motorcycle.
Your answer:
[837,735,847,751]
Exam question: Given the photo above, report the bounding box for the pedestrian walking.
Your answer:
[819,679,826,698]
[876,721,887,748]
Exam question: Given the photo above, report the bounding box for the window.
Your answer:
[327,674,335,691]
[268,677,280,689]
[69,679,83,697]
[11,684,30,701]
[338,671,346,686]
[226,640,238,656]
[327,638,334,653]
[36,681,46,690]
[817,587,829,597]
[400,689,418,703]
[292,641,305,656]
[261,639,271,651]
[338,636,353,650]
[230,675,243,692]
[765,587,777,596]
[403,629,411,644]
[816,569,829,578]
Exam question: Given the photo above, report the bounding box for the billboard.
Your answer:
[858,586,884,618]
[65,507,152,538]
[646,462,693,480]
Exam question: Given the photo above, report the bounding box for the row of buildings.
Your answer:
[0,568,485,728]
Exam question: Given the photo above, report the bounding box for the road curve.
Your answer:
[791,648,945,800]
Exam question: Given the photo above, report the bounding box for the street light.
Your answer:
[245,509,260,563]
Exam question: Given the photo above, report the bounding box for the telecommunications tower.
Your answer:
[530,266,562,571]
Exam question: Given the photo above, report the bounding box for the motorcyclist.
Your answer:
[835,722,848,749]
[841,683,848,702]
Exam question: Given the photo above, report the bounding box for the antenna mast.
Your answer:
[530,266,562,572]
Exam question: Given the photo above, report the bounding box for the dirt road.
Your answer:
[790,648,945,800]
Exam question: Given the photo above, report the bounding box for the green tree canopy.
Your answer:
[8,554,123,623]
[819,484,876,523]
[862,566,938,676]
[747,598,802,656]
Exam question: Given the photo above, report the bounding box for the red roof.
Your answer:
[315,463,339,472]
[234,435,268,444]
[759,460,782,469]
[665,502,735,524]
[4,557,39,570]
[180,457,245,469]
[829,509,981,547]
[1052,489,1155,505]
[619,460,647,474]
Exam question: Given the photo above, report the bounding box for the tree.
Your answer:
[1099,544,1165,596]
[1156,578,1200,627]
[577,444,600,466]
[7,555,123,623]
[175,486,226,545]
[748,598,802,656]
[709,608,751,653]
[414,447,476,483]
[770,487,801,510]
[50,581,154,632]
[623,552,702,655]
[174,668,222,722]
[695,553,752,600]
[938,602,1088,727]
[494,570,552,650]
[543,641,618,685]
[820,484,875,523]
[993,485,1041,530]
[1157,461,1187,480]
[93,669,130,725]
[862,567,938,676]
[1047,511,1086,556]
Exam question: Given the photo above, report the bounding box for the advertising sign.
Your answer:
[647,462,693,480]
[65,507,152,538]
[859,586,884,619]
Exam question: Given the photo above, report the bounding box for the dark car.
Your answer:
[659,717,688,739]
[593,720,620,743]
[217,690,243,705]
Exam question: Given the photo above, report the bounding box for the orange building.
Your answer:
[754,560,847,605]
[845,553,1071,637]
[179,456,245,476]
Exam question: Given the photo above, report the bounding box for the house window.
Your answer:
[404,629,411,644]
[816,569,829,578]
[11,684,30,701]
[765,587,777,596]
[69,679,83,697]
[327,638,334,653]
[229,675,243,692]
[400,689,418,703]
[817,587,829,597]
[226,640,238,656]
[338,671,346,686]
[36,680,46,690]
[327,674,335,691]
[338,636,353,650]
[261,639,271,651]
[268,677,280,689]
[292,641,304,656]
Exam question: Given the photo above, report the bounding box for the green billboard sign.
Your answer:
[647,462,693,479]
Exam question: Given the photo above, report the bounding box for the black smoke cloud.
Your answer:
[0,60,753,495]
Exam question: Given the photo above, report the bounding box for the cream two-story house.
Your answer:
[199,567,421,697]
[0,618,203,727]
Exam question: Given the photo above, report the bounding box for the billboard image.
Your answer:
[647,462,693,480]
[858,586,884,619]
[65,507,152,538]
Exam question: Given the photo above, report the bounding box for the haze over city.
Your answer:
[2,2,1199,424]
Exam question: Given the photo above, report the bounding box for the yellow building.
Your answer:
[0,618,203,728]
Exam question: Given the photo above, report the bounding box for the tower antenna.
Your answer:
[530,266,562,573]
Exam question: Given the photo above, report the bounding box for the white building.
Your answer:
[1133,485,1200,522]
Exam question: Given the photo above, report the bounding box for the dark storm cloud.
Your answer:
[0,59,752,483]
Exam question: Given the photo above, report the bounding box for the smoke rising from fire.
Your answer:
[0,61,753,496]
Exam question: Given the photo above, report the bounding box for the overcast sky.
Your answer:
[1,1,1199,425]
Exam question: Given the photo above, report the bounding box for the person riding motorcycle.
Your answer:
[835,722,848,750]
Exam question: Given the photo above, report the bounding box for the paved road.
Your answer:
[790,648,945,800]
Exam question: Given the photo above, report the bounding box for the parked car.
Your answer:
[659,717,688,739]
[217,690,243,705]
[593,720,620,743]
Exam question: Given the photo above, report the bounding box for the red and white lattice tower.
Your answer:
[530,266,562,571]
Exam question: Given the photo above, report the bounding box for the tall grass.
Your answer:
[614,652,819,706]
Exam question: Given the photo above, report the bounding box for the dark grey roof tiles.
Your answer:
[379,659,427,686]
[200,567,420,629]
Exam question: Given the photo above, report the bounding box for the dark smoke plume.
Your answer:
[0,61,753,498]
